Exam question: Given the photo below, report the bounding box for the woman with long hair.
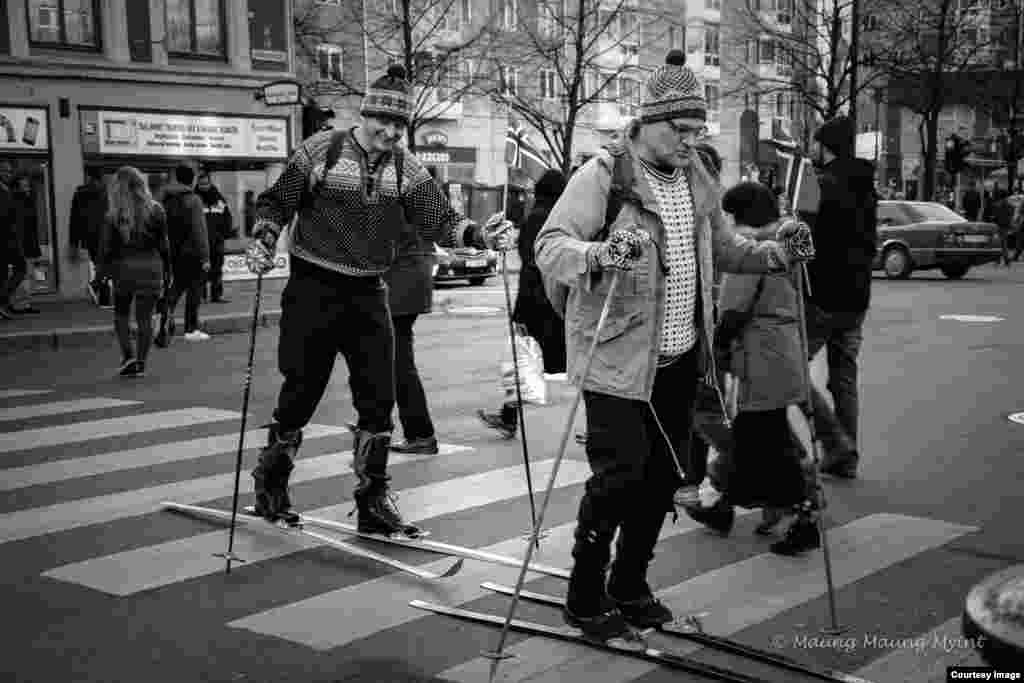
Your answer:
[98,166,170,377]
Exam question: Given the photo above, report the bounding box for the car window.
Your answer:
[877,204,907,225]
[902,202,966,223]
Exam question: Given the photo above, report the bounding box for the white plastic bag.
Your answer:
[501,331,548,406]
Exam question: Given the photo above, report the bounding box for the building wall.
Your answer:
[1,0,299,301]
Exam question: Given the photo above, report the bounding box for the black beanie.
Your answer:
[533,169,566,201]
[722,181,780,228]
[814,115,855,158]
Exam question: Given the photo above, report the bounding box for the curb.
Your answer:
[0,310,283,355]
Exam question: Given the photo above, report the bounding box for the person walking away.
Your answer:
[384,210,440,455]
[991,189,1015,267]
[804,116,878,479]
[0,161,27,321]
[195,171,233,302]
[96,166,170,377]
[5,175,42,315]
[70,167,112,307]
[534,50,812,641]
[244,63,512,534]
[161,164,211,342]
[684,181,820,555]
[479,168,568,438]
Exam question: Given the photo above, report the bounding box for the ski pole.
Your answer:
[483,271,621,683]
[794,264,845,635]
[215,271,264,574]
[499,249,540,547]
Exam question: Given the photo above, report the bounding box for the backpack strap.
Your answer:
[598,146,636,241]
[312,130,348,195]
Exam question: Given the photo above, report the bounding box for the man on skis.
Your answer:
[245,64,512,537]
[535,49,813,641]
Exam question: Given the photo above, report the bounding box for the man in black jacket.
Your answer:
[70,167,111,307]
[195,171,233,303]
[161,165,211,342]
[805,116,878,479]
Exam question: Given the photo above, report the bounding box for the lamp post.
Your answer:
[873,87,882,181]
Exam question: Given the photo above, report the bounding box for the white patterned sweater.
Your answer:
[639,159,699,359]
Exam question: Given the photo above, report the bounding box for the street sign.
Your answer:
[259,80,302,106]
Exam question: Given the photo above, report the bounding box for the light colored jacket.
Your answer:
[535,142,791,402]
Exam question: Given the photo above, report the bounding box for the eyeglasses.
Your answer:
[665,120,708,141]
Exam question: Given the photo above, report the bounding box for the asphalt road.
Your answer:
[1,265,1022,683]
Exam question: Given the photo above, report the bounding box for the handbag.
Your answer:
[500,325,548,406]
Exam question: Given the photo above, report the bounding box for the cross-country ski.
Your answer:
[162,501,463,581]
[410,600,766,683]
[479,582,875,683]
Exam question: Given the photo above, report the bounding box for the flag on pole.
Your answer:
[505,122,551,181]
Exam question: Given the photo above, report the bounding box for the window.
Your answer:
[705,0,721,9]
[619,9,639,45]
[314,0,341,5]
[704,83,720,114]
[759,39,774,63]
[863,14,877,31]
[497,0,517,29]
[461,0,472,22]
[540,69,558,99]
[687,26,701,54]
[775,92,786,116]
[619,76,640,117]
[437,55,460,99]
[28,0,99,48]
[777,0,791,23]
[668,26,682,50]
[538,1,559,37]
[166,0,224,57]
[317,44,343,82]
[704,23,720,65]
[776,47,792,75]
[500,65,518,96]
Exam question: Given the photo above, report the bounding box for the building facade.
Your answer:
[0,0,301,301]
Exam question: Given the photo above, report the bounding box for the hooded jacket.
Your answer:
[69,181,108,253]
[195,184,234,243]
[162,183,210,266]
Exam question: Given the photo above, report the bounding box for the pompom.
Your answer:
[665,49,686,66]
[386,63,407,80]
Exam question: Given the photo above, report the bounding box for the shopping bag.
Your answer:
[500,330,548,406]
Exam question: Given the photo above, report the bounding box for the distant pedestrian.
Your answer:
[479,168,568,439]
[195,171,233,303]
[97,166,170,377]
[160,164,211,343]
[8,176,41,314]
[70,167,112,307]
[0,160,26,321]
[990,189,1016,267]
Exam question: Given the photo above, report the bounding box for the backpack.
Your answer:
[544,146,637,319]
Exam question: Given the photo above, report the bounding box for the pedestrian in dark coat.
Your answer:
[384,213,439,455]
[5,176,41,314]
[0,161,27,320]
[195,171,233,302]
[160,164,211,342]
[477,169,568,439]
[97,166,171,377]
[70,167,111,306]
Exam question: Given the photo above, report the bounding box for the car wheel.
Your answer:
[468,277,488,286]
[882,246,912,279]
[941,264,970,279]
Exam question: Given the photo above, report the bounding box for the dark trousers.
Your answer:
[167,261,204,333]
[392,313,435,440]
[273,258,394,474]
[806,306,865,455]
[728,408,808,509]
[113,290,158,363]
[208,241,226,301]
[0,250,27,308]
[576,347,699,591]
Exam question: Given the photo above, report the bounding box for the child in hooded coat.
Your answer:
[684,181,821,556]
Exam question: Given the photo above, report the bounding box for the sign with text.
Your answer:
[222,250,290,281]
[84,111,288,159]
[0,107,49,152]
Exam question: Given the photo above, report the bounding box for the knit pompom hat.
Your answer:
[361,64,413,126]
[640,50,707,124]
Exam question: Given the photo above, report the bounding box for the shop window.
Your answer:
[166,0,225,58]
[27,0,100,49]
[317,44,343,82]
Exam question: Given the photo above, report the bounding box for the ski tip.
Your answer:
[440,557,465,578]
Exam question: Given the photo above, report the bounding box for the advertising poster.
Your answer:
[0,107,49,152]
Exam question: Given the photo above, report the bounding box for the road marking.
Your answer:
[439,514,977,683]
[0,389,54,400]
[939,314,1004,322]
[0,408,239,454]
[0,450,438,545]
[1008,412,1024,425]
[0,397,141,423]
[44,458,586,595]
[227,507,759,651]
[0,424,349,491]
[852,615,985,681]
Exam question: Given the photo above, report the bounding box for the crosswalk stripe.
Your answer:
[43,458,587,595]
[852,615,985,680]
[0,449,438,545]
[0,389,54,400]
[0,407,239,454]
[0,398,142,422]
[438,514,977,683]
[226,508,759,651]
[0,424,348,491]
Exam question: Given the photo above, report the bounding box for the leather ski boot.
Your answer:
[563,522,635,642]
[608,505,674,629]
[351,429,421,538]
[251,424,302,524]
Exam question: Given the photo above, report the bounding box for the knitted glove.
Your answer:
[481,212,516,252]
[245,223,278,275]
[589,228,651,271]
[776,219,815,262]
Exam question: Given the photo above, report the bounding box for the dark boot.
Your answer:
[564,524,634,641]
[770,503,821,556]
[607,504,674,629]
[351,429,421,537]
[819,449,859,479]
[251,424,302,523]
[683,498,735,536]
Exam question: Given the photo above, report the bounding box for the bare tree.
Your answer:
[474,0,681,175]
[293,0,497,152]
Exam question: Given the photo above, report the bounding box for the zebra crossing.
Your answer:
[0,388,993,682]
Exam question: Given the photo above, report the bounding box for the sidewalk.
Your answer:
[0,277,288,355]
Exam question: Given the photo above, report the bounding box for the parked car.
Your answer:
[432,244,498,286]
[874,200,1002,279]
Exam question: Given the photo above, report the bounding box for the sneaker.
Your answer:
[118,358,138,376]
[184,330,211,341]
[477,409,516,438]
[389,436,439,455]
